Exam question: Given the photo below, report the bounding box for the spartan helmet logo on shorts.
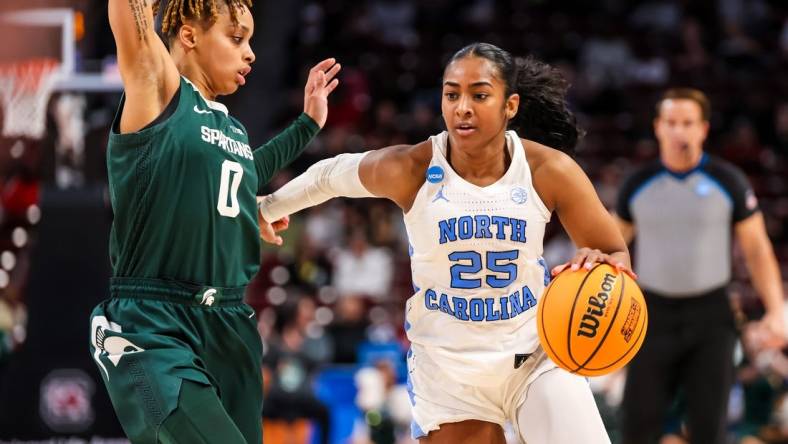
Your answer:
[201,288,217,306]
[90,316,144,380]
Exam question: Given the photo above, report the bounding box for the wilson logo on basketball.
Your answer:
[577,273,616,338]
[537,264,648,377]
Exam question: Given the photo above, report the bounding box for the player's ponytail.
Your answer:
[509,56,583,155]
[446,43,583,155]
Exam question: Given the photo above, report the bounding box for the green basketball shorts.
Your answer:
[88,278,263,443]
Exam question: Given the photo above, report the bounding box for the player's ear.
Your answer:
[177,22,198,50]
[506,93,520,120]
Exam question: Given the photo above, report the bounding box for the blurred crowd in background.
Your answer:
[1,0,788,443]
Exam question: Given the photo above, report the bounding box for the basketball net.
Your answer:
[0,58,62,140]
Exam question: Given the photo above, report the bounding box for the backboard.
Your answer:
[0,7,122,92]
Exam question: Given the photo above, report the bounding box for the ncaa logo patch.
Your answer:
[426,166,445,184]
[510,187,528,204]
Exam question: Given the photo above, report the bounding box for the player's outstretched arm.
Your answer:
[358,142,429,209]
[533,148,635,278]
[253,59,341,186]
[258,142,427,244]
[108,0,180,133]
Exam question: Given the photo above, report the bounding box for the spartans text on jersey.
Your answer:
[200,126,253,160]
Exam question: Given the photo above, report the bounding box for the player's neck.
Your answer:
[174,56,218,101]
[447,132,510,186]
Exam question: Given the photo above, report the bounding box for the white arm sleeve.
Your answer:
[258,151,376,222]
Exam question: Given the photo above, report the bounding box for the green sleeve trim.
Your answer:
[253,113,320,192]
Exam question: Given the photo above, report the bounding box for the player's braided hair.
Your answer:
[153,0,252,42]
[447,43,584,155]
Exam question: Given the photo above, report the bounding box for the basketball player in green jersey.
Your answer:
[87,0,340,443]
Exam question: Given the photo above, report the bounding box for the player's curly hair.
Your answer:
[153,0,252,42]
[447,43,584,155]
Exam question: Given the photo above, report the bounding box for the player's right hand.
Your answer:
[259,214,289,246]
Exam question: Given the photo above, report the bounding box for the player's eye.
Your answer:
[474,93,488,100]
[444,92,458,100]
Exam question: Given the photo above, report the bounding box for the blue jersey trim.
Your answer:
[537,257,551,286]
[411,421,427,439]
[406,359,417,407]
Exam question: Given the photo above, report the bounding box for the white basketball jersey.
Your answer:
[404,130,552,384]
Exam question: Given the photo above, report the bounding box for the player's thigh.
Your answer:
[407,345,508,440]
[516,368,610,444]
[158,380,247,444]
[205,306,264,444]
[421,420,505,444]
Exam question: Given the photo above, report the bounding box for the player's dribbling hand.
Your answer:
[303,58,341,128]
[550,247,638,280]
[259,213,289,246]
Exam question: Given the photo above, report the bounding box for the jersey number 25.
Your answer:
[449,250,519,289]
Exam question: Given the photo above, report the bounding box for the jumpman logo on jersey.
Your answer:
[432,185,449,203]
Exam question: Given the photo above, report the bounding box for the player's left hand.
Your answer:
[259,212,289,246]
[303,58,341,128]
[550,247,638,280]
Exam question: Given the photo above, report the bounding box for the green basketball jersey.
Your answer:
[107,76,317,288]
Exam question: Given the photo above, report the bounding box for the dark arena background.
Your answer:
[0,0,786,443]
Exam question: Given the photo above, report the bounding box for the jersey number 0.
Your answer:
[217,160,244,217]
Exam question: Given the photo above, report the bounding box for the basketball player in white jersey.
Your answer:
[259,43,634,443]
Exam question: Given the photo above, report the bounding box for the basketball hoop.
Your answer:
[0,58,62,140]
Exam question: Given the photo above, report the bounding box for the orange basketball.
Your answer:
[536,264,648,377]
